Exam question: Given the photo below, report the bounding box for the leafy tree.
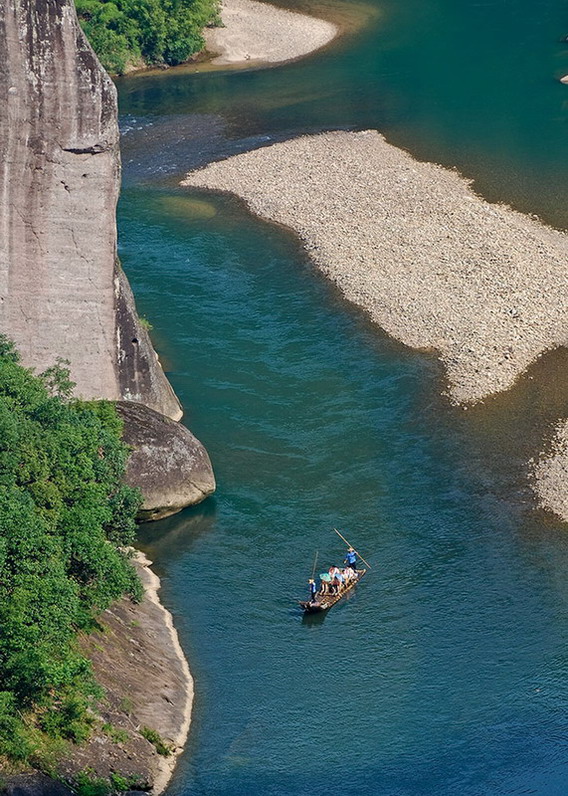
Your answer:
[0,337,142,761]
[75,0,219,74]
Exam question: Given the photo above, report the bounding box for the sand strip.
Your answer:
[205,0,338,65]
[135,552,194,794]
[182,130,568,405]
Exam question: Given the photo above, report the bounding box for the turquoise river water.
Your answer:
[117,0,568,793]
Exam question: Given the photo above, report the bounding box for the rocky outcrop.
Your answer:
[0,0,181,420]
[1,775,72,796]
[115,268,182,419]
[4,555,193,795]
[118,401,216,520]
[64,555,193,792]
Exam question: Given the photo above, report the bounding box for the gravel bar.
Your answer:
[205,0,338,65]
[183,129,568,405]
[533,422,568,521]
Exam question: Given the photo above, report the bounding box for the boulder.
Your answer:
[117,401,215,521]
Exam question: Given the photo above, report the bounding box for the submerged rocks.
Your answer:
[118,401,215,521]
[532,421,568,521]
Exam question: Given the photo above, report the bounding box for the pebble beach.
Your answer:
[204,0,338,65]
[183,129,568,518]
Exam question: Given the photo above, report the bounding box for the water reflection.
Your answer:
[137,501,218,568]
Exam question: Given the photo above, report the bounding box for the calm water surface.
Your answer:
[117,1,568,793]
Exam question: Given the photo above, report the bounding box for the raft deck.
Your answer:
[299,569,366,613]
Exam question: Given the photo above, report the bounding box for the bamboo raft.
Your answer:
[299,569,366,613]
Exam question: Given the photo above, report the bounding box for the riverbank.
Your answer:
[204,0,338,66]
[63,553,193,793]
[182,130,568,406]
[2,554,193,794]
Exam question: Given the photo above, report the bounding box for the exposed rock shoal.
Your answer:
[205,0,338,65]
[182,130,568,405]
[532,422,568,521]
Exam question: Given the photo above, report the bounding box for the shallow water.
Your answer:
[117,1,568,793]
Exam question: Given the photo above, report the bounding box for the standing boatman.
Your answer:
[344,546,357,571]
[308,578,318,603]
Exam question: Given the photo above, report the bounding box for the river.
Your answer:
[116,1,568,793]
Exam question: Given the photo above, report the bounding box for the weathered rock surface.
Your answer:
[0,0,181,420]
[118,401,216,520]
[1,555,192,795]
[1,774,72,796]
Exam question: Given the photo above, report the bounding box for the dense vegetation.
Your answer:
[76,0,220,74]
[0,338,141,766]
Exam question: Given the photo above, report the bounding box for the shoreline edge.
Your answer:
[135,552,194,794]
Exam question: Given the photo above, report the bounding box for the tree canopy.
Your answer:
[76,0,220,74]
[0,338,142,763]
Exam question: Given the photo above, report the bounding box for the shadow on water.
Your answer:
[137,500,218,575]
[300,610,328,627]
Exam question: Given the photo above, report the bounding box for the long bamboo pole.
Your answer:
[333,528,372,569]
[310,550,319,580]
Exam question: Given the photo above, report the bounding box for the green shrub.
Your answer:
[75,0,220,74]
[140,726,172,756]
[0,692,33,761]
[102,723,130,744]
[72,769,142,795]
[0,337,142,763]
[109,772,142,791]
[73,770,112,796]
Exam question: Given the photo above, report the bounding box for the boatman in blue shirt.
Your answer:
[344,547,357,571]
[308,578,318,603]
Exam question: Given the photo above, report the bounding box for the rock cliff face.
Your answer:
[0,0,181,419]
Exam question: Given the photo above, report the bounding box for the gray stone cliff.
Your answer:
[0,0,181,419]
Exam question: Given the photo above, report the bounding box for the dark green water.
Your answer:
[117,1,568,793]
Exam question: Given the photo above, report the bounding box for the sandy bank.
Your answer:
[205,0,338,65]
[182,130,568,405]
[135,553,194,793]
[66,553,193,794]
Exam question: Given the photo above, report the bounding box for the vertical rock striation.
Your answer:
[0,0,181,419]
